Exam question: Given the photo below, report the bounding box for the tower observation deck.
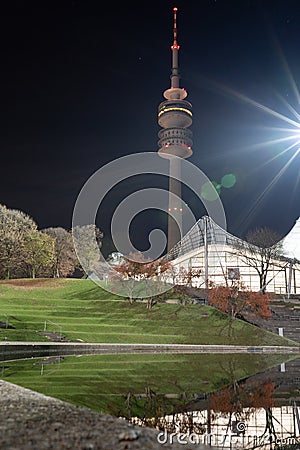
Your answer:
[158,7,193,252]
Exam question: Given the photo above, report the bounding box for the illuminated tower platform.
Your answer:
[158,7,193,252]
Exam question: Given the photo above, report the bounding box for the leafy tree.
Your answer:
[72,225,103,277]
[43,227,77,277]
[234,227,284,293]
[114,252,171,308]
[113,252,148,304]
[0,204,37,278]
[23,231,56,278]
[142,258,171,310]
[208,281,271,320]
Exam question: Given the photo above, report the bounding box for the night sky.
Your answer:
[1,0,300,255]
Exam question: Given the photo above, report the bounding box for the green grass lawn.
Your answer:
[0,278,298,346]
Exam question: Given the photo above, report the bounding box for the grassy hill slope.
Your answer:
[0,278,298,346]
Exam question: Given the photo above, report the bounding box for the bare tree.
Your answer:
[162,266,202,305]
[234,227,284,293]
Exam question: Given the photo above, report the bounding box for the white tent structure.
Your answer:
[281,217,300,262]
[164,216,300,296]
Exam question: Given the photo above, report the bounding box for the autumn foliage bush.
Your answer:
[208,281,271,320]
[210,380,275,415]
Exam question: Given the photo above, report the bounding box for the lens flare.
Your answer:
[221,174,237,189]
[201,52,300,232]
[200,181,220,201]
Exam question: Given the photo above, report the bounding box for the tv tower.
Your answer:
[158,7,193,252]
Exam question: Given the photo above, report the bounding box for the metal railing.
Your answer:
[43,320,62,339]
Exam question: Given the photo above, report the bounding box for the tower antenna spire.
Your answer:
[157,6,193,252]
[172,7,179,50]
[171,7,180,88]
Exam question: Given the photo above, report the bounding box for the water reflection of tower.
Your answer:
[158,7,193,252]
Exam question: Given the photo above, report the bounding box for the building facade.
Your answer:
[165,216,300,296]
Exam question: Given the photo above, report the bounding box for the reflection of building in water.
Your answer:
[248,357,300,405]
[187,358,300,448]
[164,216,300,295]
[160,406,299,448]
[131,398,300,448]
[130,358,300,449]
[132,403,300,449]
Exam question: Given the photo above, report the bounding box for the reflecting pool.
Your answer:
[1,353,300,449]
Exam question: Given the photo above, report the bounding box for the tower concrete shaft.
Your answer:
[168,157,182,250]
[157,7,193,252]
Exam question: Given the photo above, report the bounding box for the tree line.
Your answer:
[0,202,286,322]
[0,204,102,279]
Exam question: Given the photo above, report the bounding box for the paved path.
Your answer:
[1,342,299,362]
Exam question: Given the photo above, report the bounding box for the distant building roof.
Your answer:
[165,215,296,263]
[165,216,245,262]
[280,217,300,261]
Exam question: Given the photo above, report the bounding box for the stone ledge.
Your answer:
[0,342,299,362]
[0,380,199,450]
